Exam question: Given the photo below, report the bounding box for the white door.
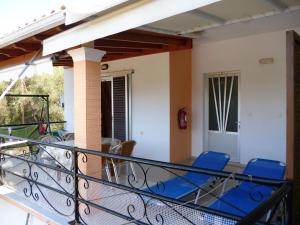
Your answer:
[205,72,240,162]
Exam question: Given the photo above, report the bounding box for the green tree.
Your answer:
[0,67,64,129]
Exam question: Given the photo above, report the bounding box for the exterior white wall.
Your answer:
[104,53,171,162]
[63,67,74,132]
[192,27,300,164]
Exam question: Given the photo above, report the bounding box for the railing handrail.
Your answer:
[77,147,286,187]
[0,133,292,225]
[0,145,242,221]
[0,134,286,187]
[0,121,66,128]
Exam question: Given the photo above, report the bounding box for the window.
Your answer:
[208,75,238,132]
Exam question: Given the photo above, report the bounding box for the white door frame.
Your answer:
[203,70,241,162]
[101,72,132,140]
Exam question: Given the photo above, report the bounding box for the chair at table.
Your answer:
[112,140,137,184]
[61,132,74,141]
[101,143,114,182]
[208,158,286,217]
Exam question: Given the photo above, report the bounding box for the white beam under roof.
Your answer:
[188,9,225,24]
[64,0,134,25]
[42,0,220,56]
[264,0,288,11]
[140,25,180,35]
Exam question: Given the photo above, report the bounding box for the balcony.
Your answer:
[0,134,291,225]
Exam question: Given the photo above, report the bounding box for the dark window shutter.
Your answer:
[113,77,126,141]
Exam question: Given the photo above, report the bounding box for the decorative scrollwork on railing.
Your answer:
[248,184,267,202]
[0,135,290,225]
[38,144,72,171]
[77,152,88,175]
[124,162,218,225]
[144,198,199,225]
[1,151,75,217]
[126,193,147,223]
[127,162,146,189]
[78,202,91,225]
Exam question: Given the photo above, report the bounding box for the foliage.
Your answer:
[0,67,64,129]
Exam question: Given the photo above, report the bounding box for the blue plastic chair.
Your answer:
[145,151,230,203]
[208,158,286,217]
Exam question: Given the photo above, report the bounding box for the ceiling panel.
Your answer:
[147,13,213,32]
[200,0,277,21]
[143,0,300,35]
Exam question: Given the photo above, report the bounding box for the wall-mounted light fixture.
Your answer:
[101,64,109,70]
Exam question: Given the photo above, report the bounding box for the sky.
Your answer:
[0,0,67,81]
[0,0,119,81]
[0,0,76,36]
[0,0,127,36]
[0,0,74,81]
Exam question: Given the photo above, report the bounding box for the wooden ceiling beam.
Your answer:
[95,47,143,53]
[53,62,73,67]
[12,43,41,52]
[0,51,40,69]
[95,39,164,49]
[0,54,10,59]
[0,49,26,57]
[53,25,65,33]
[102,41,192,62]
[30,34,49,42]
[0,27,192,67]
[105,31,188,45]
[0,53,11,57]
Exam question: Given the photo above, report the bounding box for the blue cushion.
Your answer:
[145,151,230,199]
[147,174,209,199]
[243,158,285,180]
[209,158,286,216]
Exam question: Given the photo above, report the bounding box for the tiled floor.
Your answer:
[0,198,45,225]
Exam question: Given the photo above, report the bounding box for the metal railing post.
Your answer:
[69,147,81,225]
[287,182,293,225]
[0,152,3,185]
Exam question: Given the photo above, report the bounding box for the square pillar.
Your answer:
[68,47,106,176]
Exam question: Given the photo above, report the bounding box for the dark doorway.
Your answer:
[112,76,127,141]
[286,30,300,225]
[101,81,112,138]
[101,76,129,141]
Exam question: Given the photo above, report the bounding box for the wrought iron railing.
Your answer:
[0,134,292,225]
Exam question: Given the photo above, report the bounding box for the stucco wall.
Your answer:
[107,52,171,162]
[192,27,300,164]
[63,67,74,132]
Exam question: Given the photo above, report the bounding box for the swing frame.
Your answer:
[1,94,51,133]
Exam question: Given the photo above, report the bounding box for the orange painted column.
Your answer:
[68,47,106,177]
[169,49,192,163]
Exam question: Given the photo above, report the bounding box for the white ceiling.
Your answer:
[141,0,300,39]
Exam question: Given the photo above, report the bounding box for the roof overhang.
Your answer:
[0,11,65,49]
[42,0,220,56]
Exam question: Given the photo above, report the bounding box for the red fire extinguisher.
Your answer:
[178,108,188,129]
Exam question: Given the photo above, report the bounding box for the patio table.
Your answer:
[41,138,121,170]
